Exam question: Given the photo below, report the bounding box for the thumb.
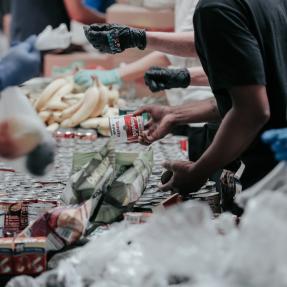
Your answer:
[162,161,175,172]
[134,106,152,116]
[147,121,168,142]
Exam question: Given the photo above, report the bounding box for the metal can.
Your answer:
[109,114,148,143]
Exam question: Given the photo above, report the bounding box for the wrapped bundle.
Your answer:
[94,149,153,224]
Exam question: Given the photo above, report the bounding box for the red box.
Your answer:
[0,238,13,275]
[13,237,47,275]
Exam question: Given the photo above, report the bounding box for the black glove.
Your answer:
[144,67,191,92]
[84,24,146,54]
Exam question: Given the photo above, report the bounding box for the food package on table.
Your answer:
[0,237,47,275]
[67,140,116,203]
[13,237,47,275]
[0,87,55,176]
[68,144,154,225]
[18,198,98,251]
[94,148,153,224]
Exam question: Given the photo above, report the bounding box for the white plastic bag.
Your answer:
[236,162,287,207]
[35,24,72,51]
[0,87,55,176]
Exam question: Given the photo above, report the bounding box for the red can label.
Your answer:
[110,115,144,142]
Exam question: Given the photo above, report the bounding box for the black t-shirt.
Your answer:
[11,0,70,44]
[194,0,287,187]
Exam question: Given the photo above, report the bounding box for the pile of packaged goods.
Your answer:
[26,76,121,135]
[6,190,287,287]
[0,130,198,276]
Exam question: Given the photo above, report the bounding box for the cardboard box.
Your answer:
[0,238,13,275]
[13,237,47,275]
[44,52,114,77]
[107,4,174,31]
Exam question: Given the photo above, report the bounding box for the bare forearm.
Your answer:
[146,32,196,57]
[189,67,210,86]
[118,51,171,82]
[194,105,269,178]
[171,98,220,125]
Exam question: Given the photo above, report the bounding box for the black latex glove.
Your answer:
[84,24,146,54]
[144,67,191,92]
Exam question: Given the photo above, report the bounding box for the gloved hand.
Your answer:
[74,69,122,88]
[144,67,191,92]
[0,36,41,91]
[262,128,287,161]
[84,24,146,54]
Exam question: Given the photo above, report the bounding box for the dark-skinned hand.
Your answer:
[160,160,207,196]
[134,105,174,145]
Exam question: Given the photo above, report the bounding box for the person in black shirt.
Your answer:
[10,0,70,44]
[189,0,287,189]
[68,0,287,194]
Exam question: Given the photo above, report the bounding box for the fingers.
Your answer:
[159,181,173,192]
[88,24,114,32]
[162,161,175,171]
[144,68,168,92]
[146,120,169,142]
[162,160,191,172]
[133,106,152,116]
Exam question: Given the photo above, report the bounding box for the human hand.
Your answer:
[74,69,121,88]
[262,128,287,161]
[160,160,207,195]
[0,36,41,90]
[144,67,191,92]
[134,105,174,145]
[84,24,146,54]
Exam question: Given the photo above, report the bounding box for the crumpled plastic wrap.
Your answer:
[7,189,287,287]
[237,161,287,207]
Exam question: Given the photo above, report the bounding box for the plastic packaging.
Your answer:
[35,24,72,51]
[236,162,287,208]
[0,87,55,176]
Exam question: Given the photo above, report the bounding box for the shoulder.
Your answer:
[195,0,247,25]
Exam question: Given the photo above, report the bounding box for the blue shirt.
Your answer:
[83,0,115,13]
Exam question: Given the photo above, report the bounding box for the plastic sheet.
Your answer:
[0,87,55,176]
[7,190,287,286]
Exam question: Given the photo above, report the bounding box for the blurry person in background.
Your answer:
[10,0,71,44]
[10,0,115,45]
[84,0,115,13]
[0,0,10,55]
[75,0,212,107]
[64,0,115,25]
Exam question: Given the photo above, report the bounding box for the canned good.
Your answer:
[109,114,148,143]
